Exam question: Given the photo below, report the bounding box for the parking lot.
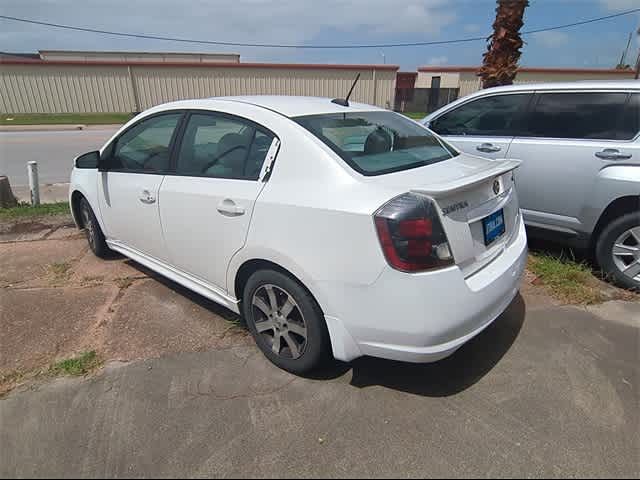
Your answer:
[0,214,638,478]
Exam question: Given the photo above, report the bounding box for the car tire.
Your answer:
[595,212,640,291]
[242,269,332,375]
[79,197,110,258]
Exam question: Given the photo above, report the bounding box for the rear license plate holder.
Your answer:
[482,209,505,246]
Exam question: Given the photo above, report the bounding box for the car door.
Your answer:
[507,91,638,234]
[159,111,279,292]
[428,92,532,160]
[97,112,183,260]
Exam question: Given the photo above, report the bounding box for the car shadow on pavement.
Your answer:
[124,258,525,397]
[319,293,526,397]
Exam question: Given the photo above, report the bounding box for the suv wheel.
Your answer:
[242,269,331,374]
[79,197,110,258]
[596,213,640,291]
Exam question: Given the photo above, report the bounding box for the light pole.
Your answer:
[380,51,386,64]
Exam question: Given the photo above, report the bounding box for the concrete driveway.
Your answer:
[0,220,638,478]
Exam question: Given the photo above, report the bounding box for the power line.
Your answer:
[0,8,638,49]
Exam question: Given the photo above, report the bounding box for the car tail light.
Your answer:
[374,193,454,272]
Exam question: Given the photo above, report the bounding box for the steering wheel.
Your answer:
[200,145,248,173]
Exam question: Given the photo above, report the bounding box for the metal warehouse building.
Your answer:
[0,50,398,114]
[417,65,637,97]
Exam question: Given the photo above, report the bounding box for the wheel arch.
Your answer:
[591,195,640,250]
[231,256,363,362]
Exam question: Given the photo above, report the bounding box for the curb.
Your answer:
[0,124,123,133]
[0,124,87,132]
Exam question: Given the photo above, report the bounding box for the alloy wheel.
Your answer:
[611,226,640,283]
[251,284,308,359]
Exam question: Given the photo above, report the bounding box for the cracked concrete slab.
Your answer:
[69,251,145,285]
[0,238,87,286]
[0,285,117,374]
[102,278,251,362]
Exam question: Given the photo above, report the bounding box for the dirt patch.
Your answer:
[0,236,250,397]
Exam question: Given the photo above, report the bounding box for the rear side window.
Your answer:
[521,92,628,140]
[176,112,275,180]
[617,93,640,141]
[109,113,181,172]
[431,94,531,136]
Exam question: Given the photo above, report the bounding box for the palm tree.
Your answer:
[478,0,530,89]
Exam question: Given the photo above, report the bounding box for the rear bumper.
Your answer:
[325,216,528,363]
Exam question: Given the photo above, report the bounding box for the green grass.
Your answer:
[0,201,70,220]
[528,252,605,304]
[0,113,131,125]
[402,112,427,120]
[49,351,102,376]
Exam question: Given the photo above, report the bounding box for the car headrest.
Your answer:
[364,129,392,155]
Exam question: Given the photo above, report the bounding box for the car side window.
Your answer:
[177,112,275,180]
[617,93,640,141]
[431,94,530,136]
[109,113,181,172]
[521,92,628,140]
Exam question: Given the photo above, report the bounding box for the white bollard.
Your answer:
[27,161,40,206]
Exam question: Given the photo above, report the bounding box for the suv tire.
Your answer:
[596,212,640,291]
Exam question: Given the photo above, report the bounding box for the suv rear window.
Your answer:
[294,111,458,176]
[522,92,629,140]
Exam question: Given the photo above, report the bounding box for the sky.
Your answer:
[1,0,639,71]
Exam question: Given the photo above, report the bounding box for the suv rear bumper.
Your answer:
[325,216,528,363]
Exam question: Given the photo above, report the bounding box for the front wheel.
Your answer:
[79,197,110,258]
[596,213,640,291]
[242,269,332,375]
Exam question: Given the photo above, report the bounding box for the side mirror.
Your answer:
[74,151,100,169]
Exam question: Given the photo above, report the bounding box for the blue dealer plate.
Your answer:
[483,209,505,246]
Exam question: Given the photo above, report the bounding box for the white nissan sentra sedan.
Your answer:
[69,95,527,374]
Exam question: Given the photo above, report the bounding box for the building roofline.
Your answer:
[0,57,399,71]
[38,49,241,57]
[417,65,636,75]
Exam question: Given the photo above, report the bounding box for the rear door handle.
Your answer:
[139,189,156,204]
[217,199,245,217]
[476,143,502,153]
[595,149,632,160]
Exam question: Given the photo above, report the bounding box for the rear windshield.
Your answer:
[294,111,458,176]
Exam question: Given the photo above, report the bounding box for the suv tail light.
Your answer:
[374,193,454,272]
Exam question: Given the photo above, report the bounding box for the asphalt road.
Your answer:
[0,127,119,186]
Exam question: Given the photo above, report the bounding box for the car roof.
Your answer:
[220,95,386,117]
[475,80,640,94]
[148,95,385,118]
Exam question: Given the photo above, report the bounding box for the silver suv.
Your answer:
[423,81,640,290]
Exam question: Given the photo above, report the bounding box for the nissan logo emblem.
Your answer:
[493,179,501,195]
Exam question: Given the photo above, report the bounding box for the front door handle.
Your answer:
[476,143,502,153]
[595,149,632,160]
[217,199,245,217]
[139,189,156,204]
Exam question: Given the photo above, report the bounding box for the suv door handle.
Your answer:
[217,199,245,217]
[476,143,502,153]
[139,189,156,204]
[595,149,632,160]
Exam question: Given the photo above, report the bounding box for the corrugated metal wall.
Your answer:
[0,64,396,113]
[0,65,136,113]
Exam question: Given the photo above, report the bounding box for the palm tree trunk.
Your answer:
[478,0,530,89]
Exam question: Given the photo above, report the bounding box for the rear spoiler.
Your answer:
[411,159,522,198]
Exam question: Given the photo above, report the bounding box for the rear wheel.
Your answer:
[242,269,331,374]
[596,213,640,291]
[79,197,109,258]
